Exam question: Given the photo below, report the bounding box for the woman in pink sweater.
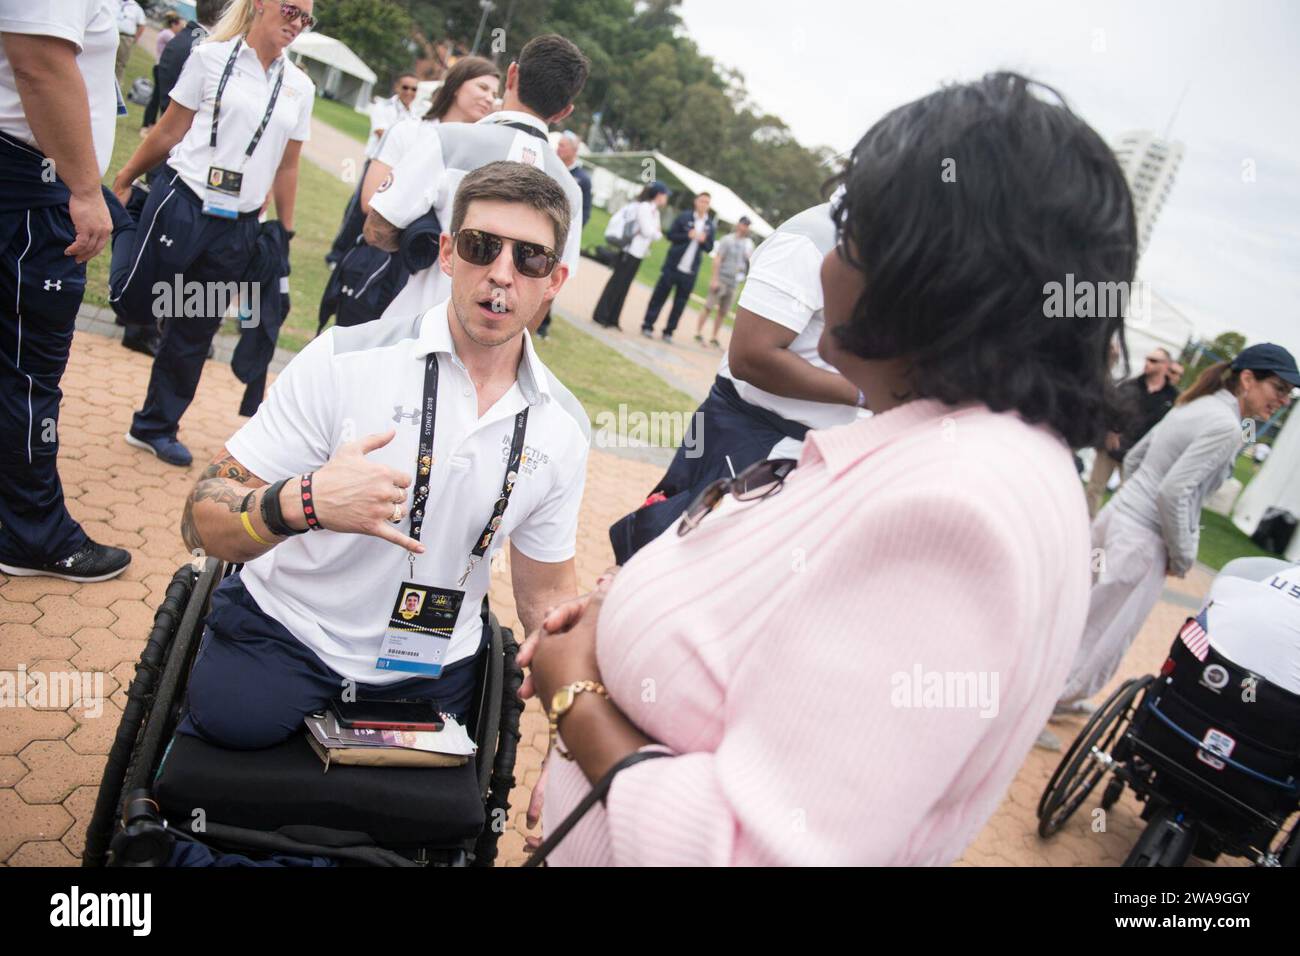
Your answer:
[522,72,1140,866]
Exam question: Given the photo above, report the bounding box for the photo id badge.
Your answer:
[202,166,244,219]
[375,583,464,677]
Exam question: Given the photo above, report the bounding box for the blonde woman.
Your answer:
[1044,344,1299,748]
[109,0,316,467]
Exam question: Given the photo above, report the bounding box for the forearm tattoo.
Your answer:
[181,454,254,552]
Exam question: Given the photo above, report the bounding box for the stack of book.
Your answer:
[304,710,477,771]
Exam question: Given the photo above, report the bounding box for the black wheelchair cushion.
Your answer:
[155,731,485,848]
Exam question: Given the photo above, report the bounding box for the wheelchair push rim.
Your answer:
[1037,675,1154,838]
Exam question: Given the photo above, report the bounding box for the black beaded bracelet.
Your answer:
[301,472,323,531]
[260,477,305,537]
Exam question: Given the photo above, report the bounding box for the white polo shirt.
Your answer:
[166,37,314,211]
[369,109,583,323]
[0,0,119,176]
[115,0,145,36]
[719,202,862,431]
[226,300,591,685]
[364,94,415,159]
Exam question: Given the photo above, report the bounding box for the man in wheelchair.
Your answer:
[175,162,590,750]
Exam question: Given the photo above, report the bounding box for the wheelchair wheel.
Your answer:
[1038,675,1154,838]
[470,621,524,867]
[1124,804,1198,867]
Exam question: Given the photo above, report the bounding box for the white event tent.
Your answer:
[288,33,376,112]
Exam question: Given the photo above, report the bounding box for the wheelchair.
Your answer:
[82,557,525,867]
[1037,628,1300,867]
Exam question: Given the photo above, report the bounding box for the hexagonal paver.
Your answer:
[32,595,114,639]
[0,706,75,754]
[7,840,79,866]
[66,698,122,756]
[0,598,40,626]
[69,578,148,609]
[0,623,80,669]
[0,789,73,861]
[69,627,142,672]
[60,785,99,861]
[0,754,28,788]
[15,739,106,804]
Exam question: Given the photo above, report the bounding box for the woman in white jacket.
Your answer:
[1041,343,1299,747]
[592,181,668,330]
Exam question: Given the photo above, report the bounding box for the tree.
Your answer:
[314,0,417,88]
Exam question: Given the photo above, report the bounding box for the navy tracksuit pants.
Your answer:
[642,267,699,335]
[112,168,260,441]
[178,574,481,750]
[0,202,91,565]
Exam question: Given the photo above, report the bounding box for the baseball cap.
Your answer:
[647,180,670,198]
[1232,343,1300,387]
[738,216,751,225]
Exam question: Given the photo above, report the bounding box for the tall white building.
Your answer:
[1112,131,1185,255]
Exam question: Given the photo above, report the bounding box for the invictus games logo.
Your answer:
[152,273,261,328]
[504,438,550,475]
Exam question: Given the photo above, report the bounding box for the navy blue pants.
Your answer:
[0,203,90,565]
[642,268,698,335]
[114,169,260,441]
[608,375,808,564]
[178,574,481,750]
[325,159,369,266]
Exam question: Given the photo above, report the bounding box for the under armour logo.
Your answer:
[159,235,174,247]
[340,284,355,297]
[43,279,61,291]
[393,406,419,425]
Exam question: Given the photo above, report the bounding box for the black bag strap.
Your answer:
[522,750,672,867]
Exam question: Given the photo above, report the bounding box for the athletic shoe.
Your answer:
[120,327,160,357]
[0,540,131,583]
[710,338,722,348]
[640,328,654,339]
[1034,729,1062,752]
[694,333,704,344]
[662,332,673,343]
[1049,699,1098,723]
[125,431,192,467]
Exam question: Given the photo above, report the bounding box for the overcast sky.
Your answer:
[679,0,1300,356]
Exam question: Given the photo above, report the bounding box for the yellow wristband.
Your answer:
[240,509,271,546]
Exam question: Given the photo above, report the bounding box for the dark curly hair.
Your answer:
[828,72,1138,448]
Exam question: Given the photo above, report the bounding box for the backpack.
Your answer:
[128,77,154,106]
[604,201,641,250]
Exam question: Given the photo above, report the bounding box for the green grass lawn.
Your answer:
[85,43,694,432]
[310,95,370,144]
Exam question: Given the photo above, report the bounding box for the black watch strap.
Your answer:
[261,477,307,537]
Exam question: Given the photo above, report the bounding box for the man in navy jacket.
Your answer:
[641,192,715,342]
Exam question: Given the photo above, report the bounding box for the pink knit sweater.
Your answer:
[542,399,1092,865]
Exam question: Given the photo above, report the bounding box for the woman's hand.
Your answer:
[518,567,619,702]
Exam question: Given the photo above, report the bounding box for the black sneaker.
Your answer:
[0,540,131,583]
[662,331,673,343]
[121,327,160,357]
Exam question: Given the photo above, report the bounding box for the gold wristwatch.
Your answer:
[548,680,609,760]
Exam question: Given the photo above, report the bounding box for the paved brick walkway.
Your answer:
[0,329,1245,867]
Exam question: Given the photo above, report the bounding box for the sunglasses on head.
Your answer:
[277,2,316,30]
[454,228,558,279]
[677,458,797,537]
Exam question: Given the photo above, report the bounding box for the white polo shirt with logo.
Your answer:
[0,0,119,176]
[226,300,591,685]
[718,201,862,432]
[166,37,314,212]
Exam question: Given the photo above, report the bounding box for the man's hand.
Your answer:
[517,567,619,702]
[1104,431,1122,453]
[310,430,423,553]
[65,189,112,263]
[709,280,719,293]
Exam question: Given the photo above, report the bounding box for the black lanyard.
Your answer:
[497,119,548,141]
[408,354,529,584]
[210,38,286,161]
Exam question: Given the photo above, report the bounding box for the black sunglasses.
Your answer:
[677,458,797,536]
[454,228,558,279]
